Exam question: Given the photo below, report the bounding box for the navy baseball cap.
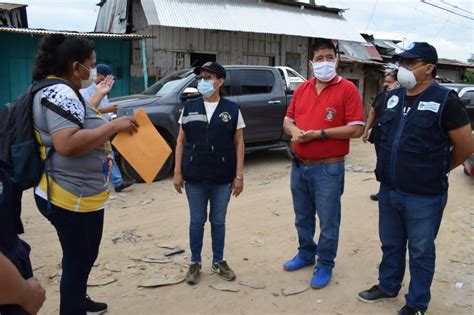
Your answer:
[393,42,438,64]
[96,64,113,76]
[194,62,226,79]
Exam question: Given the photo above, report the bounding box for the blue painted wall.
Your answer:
[0,32,131,108]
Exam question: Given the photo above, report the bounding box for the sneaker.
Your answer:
[398,305,425,315]
[212,261,236,281]
[310,268,332,289]
[186,263,201,285]
[283,255,315,271]
[370,193,379,201]
[82,295,107,314]
[358,285,397,303]
[114,179,136,192]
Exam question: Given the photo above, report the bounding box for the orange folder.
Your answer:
[112,108,172,184]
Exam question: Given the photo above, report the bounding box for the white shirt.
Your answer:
[79,83,111,121]
[178,101,246,129]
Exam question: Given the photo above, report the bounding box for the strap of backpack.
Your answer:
[31,79,86,216]
[44,147,55,215]
[33,79,87,129]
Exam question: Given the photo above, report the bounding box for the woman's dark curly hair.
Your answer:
[32,34,95,81]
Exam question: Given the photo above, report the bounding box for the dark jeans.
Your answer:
[377,184,447,311]
[290,161,345,270]
[35,195,104,315]
[185,182,232,263]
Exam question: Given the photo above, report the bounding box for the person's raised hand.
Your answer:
[96,75,115,96]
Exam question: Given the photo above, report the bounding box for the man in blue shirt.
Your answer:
[80,64,135,192]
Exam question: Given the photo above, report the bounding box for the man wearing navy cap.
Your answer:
[80,64,135,193]
[358,42,474,314]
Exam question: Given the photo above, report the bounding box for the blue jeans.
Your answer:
[377,184,447,311]
[290,161,344,270]
[185,182,232,263]
[111,151,122,188]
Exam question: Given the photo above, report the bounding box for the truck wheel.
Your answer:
[119,128,175,183]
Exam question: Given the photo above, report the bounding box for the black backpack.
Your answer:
[0,78,85,191]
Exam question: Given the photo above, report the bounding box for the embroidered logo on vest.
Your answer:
[219,112,231,122]
[387,95,399,110]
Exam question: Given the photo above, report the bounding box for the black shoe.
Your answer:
[212,260,236,281]
[358,285,397,303]
[398,305,425,315]
[82,295,107,314]
[185,263,202,285]
[370,193,379,201]
[114,179,136,192]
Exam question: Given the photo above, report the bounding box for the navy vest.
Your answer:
[375,83,452,196]
[181,97,239,184]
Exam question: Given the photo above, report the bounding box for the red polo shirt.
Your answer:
[285,76,365,160]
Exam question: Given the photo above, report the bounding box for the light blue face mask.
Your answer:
[197,79,216,98]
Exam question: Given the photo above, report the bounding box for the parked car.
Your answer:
[441,83,474,128]
[275,66,306,92]
[112,66,305,182]
[441,83,474,177]
[463,136,474,176]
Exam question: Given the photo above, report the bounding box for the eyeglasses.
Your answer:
[195,74,214,81]
[399,59,425,69]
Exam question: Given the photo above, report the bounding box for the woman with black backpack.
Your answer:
[31,34,137,315]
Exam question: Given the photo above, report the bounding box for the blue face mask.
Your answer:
[197,79,216,98]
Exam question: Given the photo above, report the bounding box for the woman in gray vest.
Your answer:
[31,34,137,315]
[173,62,245,285]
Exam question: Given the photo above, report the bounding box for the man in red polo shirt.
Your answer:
[282,38,365,289]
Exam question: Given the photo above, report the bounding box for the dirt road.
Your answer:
[21,139,473,315]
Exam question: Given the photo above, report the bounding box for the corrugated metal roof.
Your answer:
[373,39,402,54]
[0,26,152,39]
[339,41,383,61]
[340,55,384,66]
[94,0,128,33]
[0,3,27,11]
[438,58,473,67]
[264,0,344,14]
[140,0,365,42]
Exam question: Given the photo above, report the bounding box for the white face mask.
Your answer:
[312,61,337,82]
[396,67,417,89]
[79,64,97,89]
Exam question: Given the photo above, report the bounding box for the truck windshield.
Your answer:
[142,69,193,96]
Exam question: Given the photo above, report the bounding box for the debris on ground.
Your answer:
[87,277,117,287]
[210,282,240,292]
[281,283,309,296]
[138,273,185,287]
[111,229,142,244]
[239,279,266,289]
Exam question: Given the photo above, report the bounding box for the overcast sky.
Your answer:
[2,0,473,62]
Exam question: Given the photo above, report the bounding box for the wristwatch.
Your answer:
[320,129,328,141]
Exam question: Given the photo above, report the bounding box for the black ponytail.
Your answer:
[32,34,95,81]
